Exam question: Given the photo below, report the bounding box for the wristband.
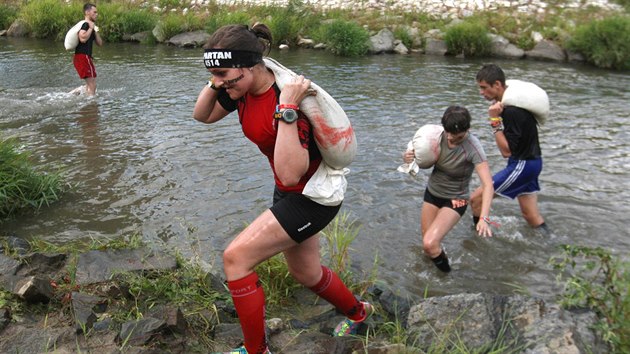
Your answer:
[482,216,500,227]
[489,117,502,127]
[278,103,299,111]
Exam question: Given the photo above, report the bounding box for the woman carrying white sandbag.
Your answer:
[192,23,369,354]
[402,106,495,273]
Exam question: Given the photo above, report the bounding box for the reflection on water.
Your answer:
[1,38,629,301]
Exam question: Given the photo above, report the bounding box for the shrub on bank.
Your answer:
[315,19,370,56]
[552,245,630,353]
[0,138,66,220]
[19,0,76,39]
[98,3,159,43]
[7,0,630,66]
[568,16,630,70]
[444,20,492,57]
[0,3,18,31]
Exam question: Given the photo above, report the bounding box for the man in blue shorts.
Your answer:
[470,64,548,230]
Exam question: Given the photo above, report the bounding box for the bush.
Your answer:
[156,12,204,41]
[267,8,302,46]
[551,245,630,353]
[444,20,492,57]
[316,19,369,57]
[568,16,630,70]
[394,26,413,49]
[19,0,76,39]
[99,3,158,42]
[0,4,18,31]
[204,11,250,37]
[0,139,66,220]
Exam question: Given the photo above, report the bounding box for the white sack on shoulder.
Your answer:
[303,162,349,206]
[502,79,549,125]
[64,20,86,51]
[397,141,420,176]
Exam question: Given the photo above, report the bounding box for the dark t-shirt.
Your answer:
[74,22,95,57]
[501,106,541,160]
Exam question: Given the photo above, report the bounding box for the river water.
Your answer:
[1,38,629,301]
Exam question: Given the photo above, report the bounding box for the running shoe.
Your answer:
[333,301,374,336]
[219,346,272,354]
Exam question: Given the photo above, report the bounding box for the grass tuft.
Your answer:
[0,138,66,220]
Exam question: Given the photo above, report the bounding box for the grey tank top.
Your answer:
[427,132,487,200]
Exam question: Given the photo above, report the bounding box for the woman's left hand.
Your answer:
[279,75,316,107]
[476,220,493,238]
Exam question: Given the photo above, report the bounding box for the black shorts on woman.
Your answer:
[423,188,467,217]
[270,187,341,243]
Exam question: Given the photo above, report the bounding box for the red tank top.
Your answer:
[236,86,321,193]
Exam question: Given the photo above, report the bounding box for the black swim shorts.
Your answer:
[270,187,341,243]
[423,188,468,217]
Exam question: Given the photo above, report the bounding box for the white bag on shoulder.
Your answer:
[64,20,86,51]
[302,161,349,206]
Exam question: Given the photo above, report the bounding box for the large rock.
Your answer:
[406,293,607,353]
[490,34,525,59]
[424,38,448,56]
[526,39,567,62]
[369,28,395,54]
[168,30,210,48]
[7,19,29,37]
[75,249,177,284]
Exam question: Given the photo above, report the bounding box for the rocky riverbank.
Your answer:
[0,236,608,353]
[199,0,622,18]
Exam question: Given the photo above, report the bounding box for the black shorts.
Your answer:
[269,187,341,243]
[423,188,467,217]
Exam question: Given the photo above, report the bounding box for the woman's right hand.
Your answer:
[402,149,415,164]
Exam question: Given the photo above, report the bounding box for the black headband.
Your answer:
[203,49,263,69]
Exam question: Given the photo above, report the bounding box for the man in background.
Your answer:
[72,3,103,96]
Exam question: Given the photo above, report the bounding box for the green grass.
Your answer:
[18,0,76,40]
[551,245,630,353]
[315,19,370,56]
[6,0,629,66]
[444,20,492,57]
[256,211,376,309]
[0,138,66,220]
[0,3,18,30]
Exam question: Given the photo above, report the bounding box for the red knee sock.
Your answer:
[227,272,267,354]
[308,266,364,321]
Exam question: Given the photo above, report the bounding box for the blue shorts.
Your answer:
[494,157,542,199]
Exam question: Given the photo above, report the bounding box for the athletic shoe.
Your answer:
[219,346,272,354]
[333,301,374,336]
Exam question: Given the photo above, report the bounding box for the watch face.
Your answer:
[281,109,298,123]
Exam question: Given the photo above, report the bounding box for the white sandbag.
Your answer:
[302,161,349,206]
[411,124,444,169]
[502,79,549,125]
[64,20,86,51]
[397,140,420,176]
[263,57,357,170]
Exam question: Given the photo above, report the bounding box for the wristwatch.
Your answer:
[274,107,299,123]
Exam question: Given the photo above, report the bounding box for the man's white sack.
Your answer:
[64,20,86,50]
[303,162,349,206]
[502,79,549,125]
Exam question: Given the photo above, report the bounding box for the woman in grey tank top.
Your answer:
[402,106,495,272]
